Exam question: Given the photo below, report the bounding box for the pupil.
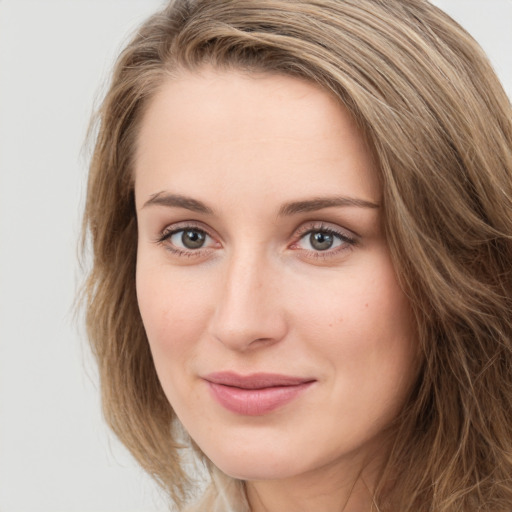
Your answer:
[310,231,333,251]
[182,230,205,249]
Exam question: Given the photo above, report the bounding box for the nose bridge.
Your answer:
[209,244,286,350]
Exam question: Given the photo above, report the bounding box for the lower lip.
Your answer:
[206,381,313,416]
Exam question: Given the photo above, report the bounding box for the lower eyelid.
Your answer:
[158,239,214,258]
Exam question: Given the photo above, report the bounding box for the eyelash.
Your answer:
[291,222,357,259]
[155,221,357,260]
[155,222,216,258]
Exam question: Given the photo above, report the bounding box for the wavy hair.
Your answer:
[82,0,512,510]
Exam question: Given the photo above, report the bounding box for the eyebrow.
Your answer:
[278,196,380,216]
[142,192,214,214]
[142,192,379,215]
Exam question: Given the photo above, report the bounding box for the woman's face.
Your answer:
[134,68,417,485]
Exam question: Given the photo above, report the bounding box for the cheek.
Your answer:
[341,272,416,411]
[292,254,416,394]
[135,261,212,375]
[294,261,412,344]
[135,263,216,422]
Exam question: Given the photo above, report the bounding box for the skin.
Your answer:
[134,67,418,512]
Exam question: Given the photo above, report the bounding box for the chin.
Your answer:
[205,442,318,482]
[214,460,295,482]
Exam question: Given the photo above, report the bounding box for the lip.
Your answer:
[203,372,315,416]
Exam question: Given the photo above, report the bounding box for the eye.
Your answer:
[303,231,341,251]
[291,223,357,257]
[156,224,218,256]
[170,228,210,250]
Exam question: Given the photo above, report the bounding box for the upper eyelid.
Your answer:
[292,221,357,239]
[161,220,215,237]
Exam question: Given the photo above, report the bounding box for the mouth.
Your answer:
[203,372,316,416]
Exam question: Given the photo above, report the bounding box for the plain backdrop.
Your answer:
[0,1,510,511]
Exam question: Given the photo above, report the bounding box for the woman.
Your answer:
[82,0,512,510]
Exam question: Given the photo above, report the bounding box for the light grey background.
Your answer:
[0,1,510,511]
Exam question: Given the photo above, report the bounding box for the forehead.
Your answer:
[134,67,380,209]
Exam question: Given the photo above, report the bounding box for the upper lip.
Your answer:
[203,372,315,389]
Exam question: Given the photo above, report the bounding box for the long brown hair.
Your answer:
[82,1,512,509]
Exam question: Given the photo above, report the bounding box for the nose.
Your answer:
[208,249,288,351]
